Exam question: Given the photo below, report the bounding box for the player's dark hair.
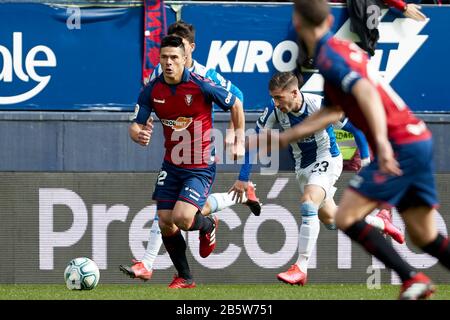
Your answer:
[269,72,303,91]
[160,35,185,52]
[293,0,330,27]
[168,20,195,43]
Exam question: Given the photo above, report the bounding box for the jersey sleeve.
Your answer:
[333,116,348,130]
[383,0,407,11]
[303,93,323,114]
[149,64,162,82]
[256,100,278,130]
[198,76,237,111]
[317,45,363,94]
[205,69,244,104]
[341,119,371,159]
[133,85,153,125]
[238,100,277,181]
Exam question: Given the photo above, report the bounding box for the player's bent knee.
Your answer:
[334,209,355,231]
[405,224,438,247]
[301,185,326,205]
[172,211,193,231]
[157,210,172,225]
[201,202,211,216]
[319,212,334,225]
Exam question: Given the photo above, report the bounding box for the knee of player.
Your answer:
[201,202,211,216]
[407,226,437,248]
[300,191,324,206]
[334,209,354,231]
[319,213,334,226]
[172,212,191,231]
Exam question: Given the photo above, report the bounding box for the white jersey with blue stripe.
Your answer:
[257,92,340,170]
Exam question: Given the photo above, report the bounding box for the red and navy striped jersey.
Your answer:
[315,32,431,150]
[134,68,236,168]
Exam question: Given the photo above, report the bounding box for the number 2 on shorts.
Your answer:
[157,170,167,186]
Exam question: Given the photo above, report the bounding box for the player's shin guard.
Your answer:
[189,212,214,233]
[161,230,192,280]
[296,202,320,273]
[422,234,450,269]
[207,193,243,214]
[345,220,416,282]
[141,217,162,270]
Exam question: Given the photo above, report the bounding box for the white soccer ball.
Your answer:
[64,257,100,290]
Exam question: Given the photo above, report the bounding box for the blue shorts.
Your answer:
[152,161,216,211]
[348,139,439,212]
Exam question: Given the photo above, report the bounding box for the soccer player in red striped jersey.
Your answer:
[255,0,449,299]
[128,35,245,288]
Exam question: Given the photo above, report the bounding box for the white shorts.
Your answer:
[295,154,343,202]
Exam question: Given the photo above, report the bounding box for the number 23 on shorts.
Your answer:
[311,161,329,173]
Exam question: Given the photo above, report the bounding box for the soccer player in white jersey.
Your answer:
[229,72,403,285]
[119,21,261,281]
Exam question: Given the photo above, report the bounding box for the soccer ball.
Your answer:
[64,257,100,290]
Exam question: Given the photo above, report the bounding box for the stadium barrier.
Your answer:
[0,172,449,284]
[0,112,449,172]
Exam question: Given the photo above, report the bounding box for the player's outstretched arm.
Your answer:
[129,117,153,146]
[247,107,342,155]
[403,3,427,21]
[383,0,426,21]
[351,79,402,176]
[225,98,242,150]
[229,98,245,160]
[280,106,343,148]
[341,119,371,166]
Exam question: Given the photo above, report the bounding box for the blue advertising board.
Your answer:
[0,4,143,110]
[182,3,450,112]
[0,2,449,112]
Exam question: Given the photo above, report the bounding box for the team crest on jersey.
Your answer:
[185,94,193,106]
[161,117,193,131]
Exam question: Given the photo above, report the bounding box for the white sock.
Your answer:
[365,214,385,231]
[207,192,246,213]
[141,218,162,270]
[295,201,320,274]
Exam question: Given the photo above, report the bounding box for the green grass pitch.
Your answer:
[1,284,449,300]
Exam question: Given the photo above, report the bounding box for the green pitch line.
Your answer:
[0,284,449,300]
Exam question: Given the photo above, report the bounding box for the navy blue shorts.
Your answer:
[152,161,216,211]
[348,139,439,212]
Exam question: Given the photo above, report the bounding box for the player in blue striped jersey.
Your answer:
[229,72,403,285]
[120,21,261,282]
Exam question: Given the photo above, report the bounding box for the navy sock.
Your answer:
[422,234,450,269]
[345,220,416,282]
[161,230,192,280]
[189,212,213,234]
